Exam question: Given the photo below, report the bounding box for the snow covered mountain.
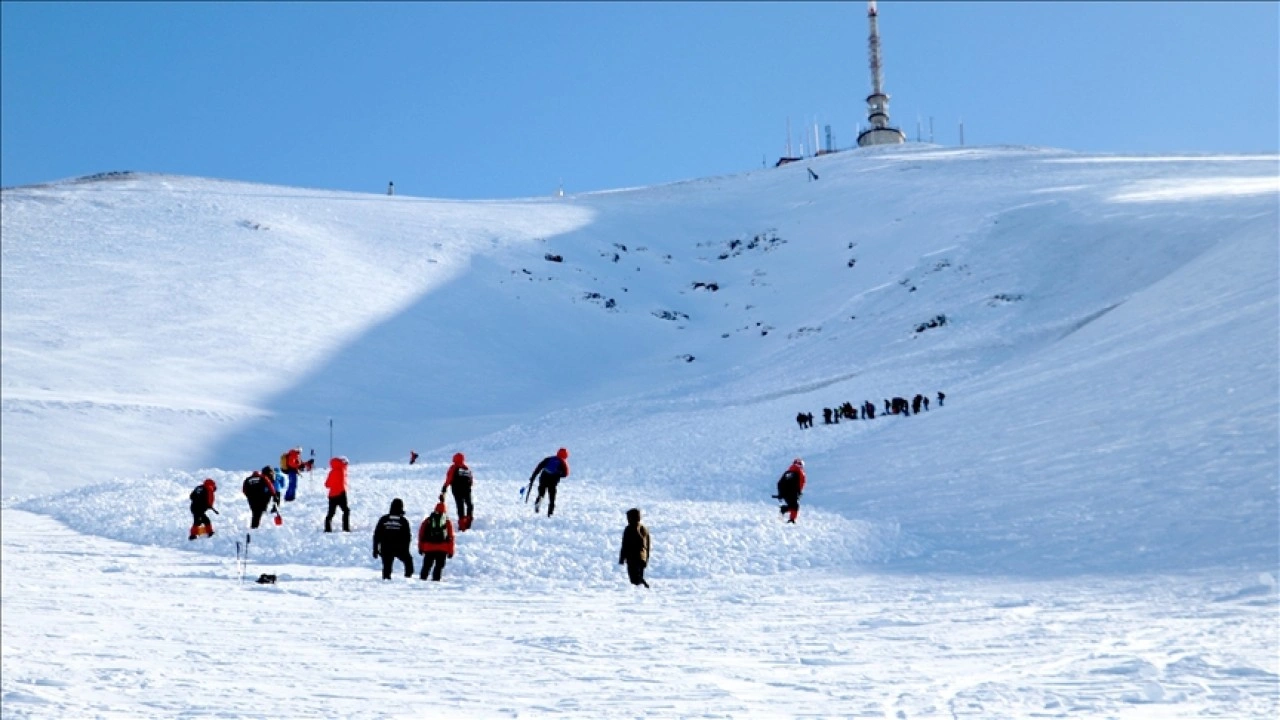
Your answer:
[2,145,1277,718]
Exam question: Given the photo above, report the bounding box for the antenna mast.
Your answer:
[857,0,905,147]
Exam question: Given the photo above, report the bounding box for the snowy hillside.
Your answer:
[2,146,1277,718]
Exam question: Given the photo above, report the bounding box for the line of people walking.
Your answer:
[796,391,945,429]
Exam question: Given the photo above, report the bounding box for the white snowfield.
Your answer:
[2,146,1277,718]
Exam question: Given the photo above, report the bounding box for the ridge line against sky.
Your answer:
[2,1,1277,199]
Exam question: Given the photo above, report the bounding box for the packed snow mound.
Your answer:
[22,464,908,584]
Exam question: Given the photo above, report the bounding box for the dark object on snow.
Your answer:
[915,314,947,333]
[544,253,563,263]
[808,168,819,181]
[255,574,277,585]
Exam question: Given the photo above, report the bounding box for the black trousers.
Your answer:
[535,477,559,516]
[420,551,448,581]
[626,561,648,587]
[451,488,473,519]
[381,549,414,579]
[779,495,800,513]
[190,509,213,535]
[248,499,269,529]
[326,493,350,532]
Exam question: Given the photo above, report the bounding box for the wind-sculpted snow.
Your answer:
[22,463,906,584]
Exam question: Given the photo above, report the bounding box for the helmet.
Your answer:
[793,458,804,467]
[453,452,465,465]
[556,447,569,460]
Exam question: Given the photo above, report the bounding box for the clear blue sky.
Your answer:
[3,2,1276,199]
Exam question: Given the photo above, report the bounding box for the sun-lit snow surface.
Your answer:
[3,146,1278,717]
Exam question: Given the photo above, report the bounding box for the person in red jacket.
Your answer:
[282,447,303,502]
[417,499,456,581]
[188,478,218,540]
[775,458,807,524]
[440,452,474,531]
[324,456,350,533]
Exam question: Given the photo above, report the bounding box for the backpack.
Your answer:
[777,470,800,498]
[280,452,290,470]
[451,465,473,491]
[422,513,448,543]
[244,474,267,497]
[190,485,207,506]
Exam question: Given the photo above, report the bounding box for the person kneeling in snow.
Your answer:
[373,498,414,580]
[417,498,456,581]
[189,478,218,540]
[619,507,651,588]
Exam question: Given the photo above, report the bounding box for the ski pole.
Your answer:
[240,533,252,583]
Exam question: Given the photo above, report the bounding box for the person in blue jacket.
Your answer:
[526,447,570,517]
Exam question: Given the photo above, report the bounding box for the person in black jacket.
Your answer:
[372,498,414,580]
[618,508,651,588]
[242,468,280,530]
[526,448,570,517]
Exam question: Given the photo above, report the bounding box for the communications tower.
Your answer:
[856,0,906,147]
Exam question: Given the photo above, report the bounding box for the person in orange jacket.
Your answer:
[775,458,806,524]
[440,452,474,531]
[324,456,350,532]
[417,498,456,581]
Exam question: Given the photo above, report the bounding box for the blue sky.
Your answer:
[2,1,1277,199]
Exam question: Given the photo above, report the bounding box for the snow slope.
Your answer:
[2,146,1277,718]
